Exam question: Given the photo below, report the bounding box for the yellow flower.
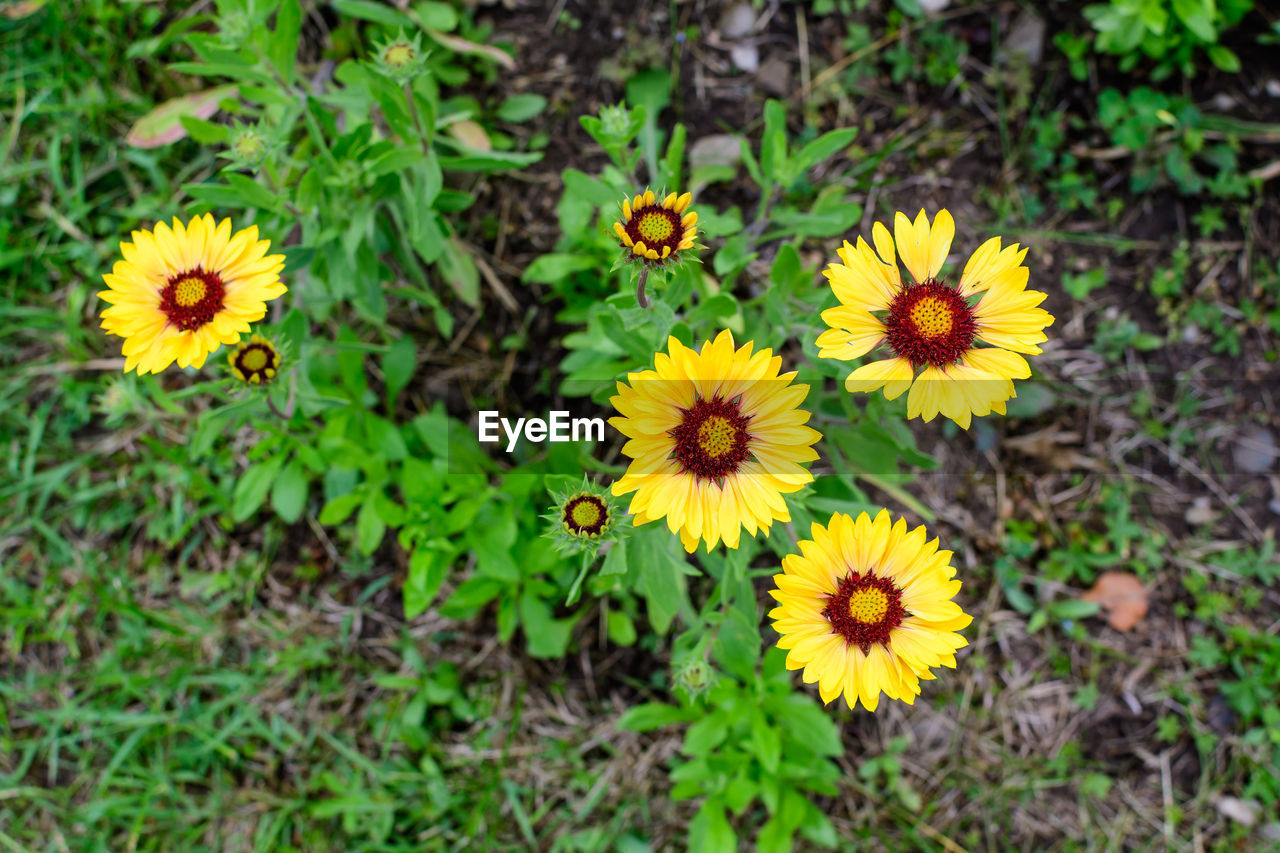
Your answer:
[99,215,286,374]
[768,510,972,711]
[609,330,821,553]
[228,333,282,385]
[817,209,1054,428]
[612,189,698,265]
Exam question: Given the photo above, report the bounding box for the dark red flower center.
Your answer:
[159,266,226,332]
[623,205,683,255]
[884,278,977,369]
[563,495,608,537]
[669,395,752,481]
[822,571,906,652]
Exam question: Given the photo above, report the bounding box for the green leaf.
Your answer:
[1207,44,1240,72]
[749,708,782,774]
[616,702,692,732]
[600,538,628,575]
[232,454,286,522]
[271,458,309,523]
[713,234,758,277]
[356,494,387,555]
[632,527,688,633]
[714,606,760,682]
[367,146,426,177]
[437,149,542,172]
[760,99,789,185]
[606,610,637,646]
[562,168,618,207]
[684,713,729,755]
[441,576,504,617]
[405,546,449,619]
[519,591,575,658]
[319,491,364,526]
[769,243,803,289]
[689,801,736,853]
[269,0,303,85]
[382,336,417,408]
[225,172,286,213]
[413,1,458,30]
[779,696,843,757]
[786,127,857,179]
[1053,599,1102,619]
[496,93,547,123]
[522,253,597,284]
[334,0,415,28]
[438,237,479,306]
[1171,0,1215,40]
[178,116,230,144]
[167,62,274,85]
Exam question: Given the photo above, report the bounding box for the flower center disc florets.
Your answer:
[624,205,682,256]
[232,342,279,384]
[160,267,226,332]
[823,571,906,652]
[240,347,269,372]
[884,278,977,369]
[670,396,751,481]
[637,211,675,244]
[563,495,608,537]
[384,44,415,66]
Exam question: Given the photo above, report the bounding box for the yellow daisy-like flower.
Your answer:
[817,209,1054,428]
[228,333,282,385]
[99,214,287,375]
[610,330,821,553]
[612,189,698,265]
[768,510,973,711]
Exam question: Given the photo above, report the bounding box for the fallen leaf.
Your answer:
[1,0,48,19]
[125,85,238,148]
[424,28,515,70]
[446,120,491,152]
[1081,571,1149,631]
[1214,796,1260,827]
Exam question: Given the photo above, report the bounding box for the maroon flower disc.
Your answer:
[159,266,227,332]
[822,571,907,652]
[883,278,977,369]
[563,495,608,537]
[623,205,683,257]
[669,395,752,482]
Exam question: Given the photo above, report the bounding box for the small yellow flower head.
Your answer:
[543,477,626,555]
[228,334,282,386]
[228,123,269,167]
[674,654,714,702]
[384,43,416,67]
[372,31,427,84]
[613,189,699,268]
